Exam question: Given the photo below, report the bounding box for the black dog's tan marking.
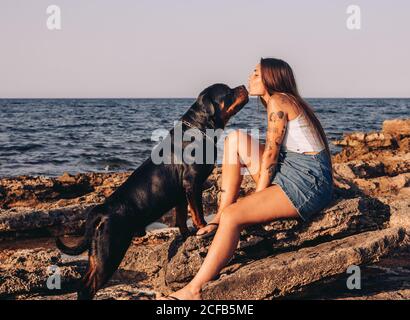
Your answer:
[56,84,248,299]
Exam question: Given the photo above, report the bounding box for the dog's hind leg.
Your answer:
[184,182,207,230]
[77,217,134,300]
[174,199,190,239]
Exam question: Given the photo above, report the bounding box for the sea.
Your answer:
[0,98,408,177]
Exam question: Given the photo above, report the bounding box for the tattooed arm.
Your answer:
[255,97,288,192]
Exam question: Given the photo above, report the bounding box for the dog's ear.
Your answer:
[198,93,217,117]
[196,92,224,128]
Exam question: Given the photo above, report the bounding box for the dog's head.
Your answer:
[195,83,249,128]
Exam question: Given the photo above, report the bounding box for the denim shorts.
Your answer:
[270,146,334,222]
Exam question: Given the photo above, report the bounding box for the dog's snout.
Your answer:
[234,85,249,97]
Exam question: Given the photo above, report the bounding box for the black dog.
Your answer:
[56,83,249,299]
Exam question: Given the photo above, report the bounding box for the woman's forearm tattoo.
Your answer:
[266,130,284,151]
[267,163,277,181]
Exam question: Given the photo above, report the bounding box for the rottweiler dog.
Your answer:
[56,83,249,299]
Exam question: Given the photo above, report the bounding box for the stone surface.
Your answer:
[0,248,85,298]
[0,204,93,240]
[382,119,410,136]
[290,248,410,300]
[0,118,409,300]
[161,196,390,288]
[388,197,410,230]
[200,227,409,300]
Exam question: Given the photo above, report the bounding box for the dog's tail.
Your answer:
[56,234,90,256]
[56,206,104,256]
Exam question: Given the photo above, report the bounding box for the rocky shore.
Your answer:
[0,119,409,300]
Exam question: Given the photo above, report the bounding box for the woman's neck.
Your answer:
[261,92,272,108]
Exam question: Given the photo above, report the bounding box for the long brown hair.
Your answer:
[259,57,333,183]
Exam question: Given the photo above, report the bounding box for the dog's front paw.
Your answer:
[134,228,146,237]
[178,228,193,240]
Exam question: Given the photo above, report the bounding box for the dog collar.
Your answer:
[181,120,216,145]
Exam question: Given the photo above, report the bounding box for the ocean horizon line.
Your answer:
[1,96,410,100]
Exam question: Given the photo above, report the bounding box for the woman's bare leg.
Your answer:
[196,130,264,236]
[159,183,299,300]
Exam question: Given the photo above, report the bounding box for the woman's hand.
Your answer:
[255,95,288,192]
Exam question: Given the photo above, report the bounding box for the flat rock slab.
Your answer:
[163,196,390,287]
[290,249,410,300]
[0,204,94,240]
[200,227,409,300]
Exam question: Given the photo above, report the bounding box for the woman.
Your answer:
[159,57,334,300]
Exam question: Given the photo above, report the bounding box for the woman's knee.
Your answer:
[226,130,261,174]
[225,130,252,163]
[223,130,241,165]
[219,205,244,230]
[225,129,240,148]
[225,129,250,146]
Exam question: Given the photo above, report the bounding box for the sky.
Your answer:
[0,0,409,98]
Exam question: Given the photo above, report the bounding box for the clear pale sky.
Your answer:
[0,0,409,98]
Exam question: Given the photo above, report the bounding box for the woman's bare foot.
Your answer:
[196,221,219,237]
[157,284,202,300]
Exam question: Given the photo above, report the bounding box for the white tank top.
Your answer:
[275,93,325,153]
